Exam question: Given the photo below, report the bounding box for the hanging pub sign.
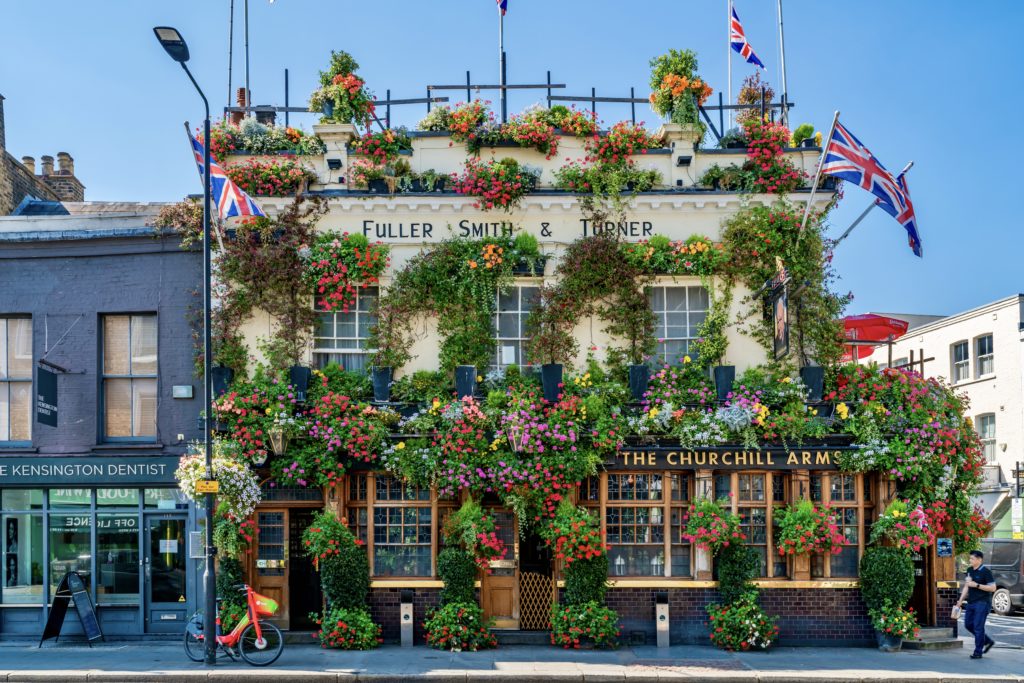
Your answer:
[36,365,58,427]
[609,446,854,471]
[767,258,791,361]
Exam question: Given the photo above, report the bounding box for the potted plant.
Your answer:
[348,158,386,191]
[718,127,748,150]
[308,51,376,129]
[869,599,919,652]
[371,366,393,403]
[790,123,815,148]
[288,365,312,403]
[415,168,447,193]
[799,366,825,402]
[454,365,477,399]
[510,231,544,276]
[713,365,735,402]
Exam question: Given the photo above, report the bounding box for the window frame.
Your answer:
[100,313,158,442]
[951,340,970,384]
[809,472,871,578]
[975,334,994,377]
[312,286,379,371]
[492,283,540,371]
[977,413,996,463]
[646,283,709,364]
[717,471,789,579]
[0,315,33,445]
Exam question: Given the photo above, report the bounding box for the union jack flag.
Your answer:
[496,0,507,15]
[188,130,265,220]
[730,5,765,70]
[822,120,922,257]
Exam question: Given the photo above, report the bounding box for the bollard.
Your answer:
[655,591,670,648]
[400,589,414,647]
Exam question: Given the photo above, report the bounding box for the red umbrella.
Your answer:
[842,314,909,361]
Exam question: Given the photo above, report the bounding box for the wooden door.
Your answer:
[252,509,289,628]
[481,510,518,629]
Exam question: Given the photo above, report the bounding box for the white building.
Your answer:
[864,295,1023,535]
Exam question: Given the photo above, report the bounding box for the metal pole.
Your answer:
[591,87,596,117]
[777,0,789,127]
[386,89,391,129]
[727,0,732,130]
[227,0,235,113]
[546,71,552,108]
[179,62,217,667]
[284,68,289,127]
[798,110,839,235]
[630,87,636,125]
[244,0,250,116]
[466,70,471,104]
[499,10,507,123]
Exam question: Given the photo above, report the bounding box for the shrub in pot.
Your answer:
[438,547,477,606]
[859,546,914,612]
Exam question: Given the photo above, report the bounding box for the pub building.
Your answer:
[0,209,205,638]
[217,118,963,647]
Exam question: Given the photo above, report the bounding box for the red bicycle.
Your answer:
[184,584,284,666]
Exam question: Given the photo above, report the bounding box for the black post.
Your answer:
[546,70,552,108]
[500,55,508,123]
[284,68,289,127]
[386,89,391,129]
[179,60,217,667]
[718,91,724,134]
[466,70,471,104]
[591,87,596,117]
[630,87,636,125]
[426,86,431,113]
[760,86,766,122]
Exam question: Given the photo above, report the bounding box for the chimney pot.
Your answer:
[40,155,54,176]
[21,156,35,174]
[57,152,74,175]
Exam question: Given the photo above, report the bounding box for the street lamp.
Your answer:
[154,26,217,667]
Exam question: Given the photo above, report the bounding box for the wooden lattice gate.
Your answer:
[518,571,553,631]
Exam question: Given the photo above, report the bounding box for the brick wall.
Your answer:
[936,587,960,631]
[607,587,874,646]
[368,588,442,644]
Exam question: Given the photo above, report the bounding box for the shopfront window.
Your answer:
[715,472,789,578]
[144,488,189,510]
[371,475,432,577]
[97,512,139,603]
[603,472,690,577]
[3,490,44,604]
[810,472,870,578]
[49,512,91,596]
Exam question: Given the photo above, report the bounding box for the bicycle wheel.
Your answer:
[238,621,283,667]
[183,615,205,662]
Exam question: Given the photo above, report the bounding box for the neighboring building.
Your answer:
[0,208,203,637]
[864,295,1024,533]
[0,94,85,217]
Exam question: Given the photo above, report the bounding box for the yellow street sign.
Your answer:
[195,480,219,494]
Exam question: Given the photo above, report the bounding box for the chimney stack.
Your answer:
[231,87,250,126]
[21,156,35,174]
[40,155,54,176]
[57,152,74,175]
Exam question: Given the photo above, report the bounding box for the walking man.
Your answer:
[956,549,996,659]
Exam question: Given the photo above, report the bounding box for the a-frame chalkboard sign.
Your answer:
[39,571,104,646]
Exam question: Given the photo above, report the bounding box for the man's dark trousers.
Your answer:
[963,602,992,656]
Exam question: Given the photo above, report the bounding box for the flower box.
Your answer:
[510,255,546,276]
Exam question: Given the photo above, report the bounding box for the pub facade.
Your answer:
[208,117,968,646]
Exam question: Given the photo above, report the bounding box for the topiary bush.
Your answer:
[321,545,370,610]
[716,542,760,605]
[859,546,914,612]
[438,547,477,606]
[563,554,609,606]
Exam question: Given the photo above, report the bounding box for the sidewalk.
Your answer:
[0,642,1022,682]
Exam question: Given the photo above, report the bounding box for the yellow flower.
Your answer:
[683,355,691,364]
[476,375,483,383]
[780,377,792,384]
[648,408,659,419]
[395,442,406,450]
[265,407,273,415]
[836,402,849,420]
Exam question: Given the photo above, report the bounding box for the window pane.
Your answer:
[50,489,92,508]
[144,489,189,510]
[103,316,130,375]
[831,546,859,577]
[8,318,33,378]
[2,490,44,511]
[10,381,32,441]
[130,316,158,375]
[97,513,139,603]
[96,489,140,507]
[50,513,92,595]
[3,513,44,604]
[0,320,6,378]
[104,379,132,438]
[132,379,158,437]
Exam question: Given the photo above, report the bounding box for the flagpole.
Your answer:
[183,122,227,253]
[832,161,914,248]
[727,0,732,130]
[499,6,507,124]
[798,110,839,235]
[776,0,788,127]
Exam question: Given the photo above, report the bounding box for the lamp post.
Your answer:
[153,26,217,666]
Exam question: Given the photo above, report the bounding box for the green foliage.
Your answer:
[390,370,451,403]
[308,363,373,402]
[318,50,360,86]
[423,602,497,651]
[303,510,370,610]
[212,517,250,560]
[369,236,516,372]
[550,601,620,649]
[706,594,778,651]
[791,123,815,146]
[690,280,732,366]
[437,548,478,606]
[868,599,920,640]
[216,557,244,600]
[526,234,655,365]
[622,235,726,278]
[721,200,849,367]
[564,555,609,606]
[859,546,914,612]
[648,49,709,131]
[716,542,760,605]
[312,606,382,649]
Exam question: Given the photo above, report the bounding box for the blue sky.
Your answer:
[1,1,1018,316]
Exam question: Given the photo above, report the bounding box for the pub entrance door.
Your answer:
[250,507,323,631]
[480,510,554,631]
